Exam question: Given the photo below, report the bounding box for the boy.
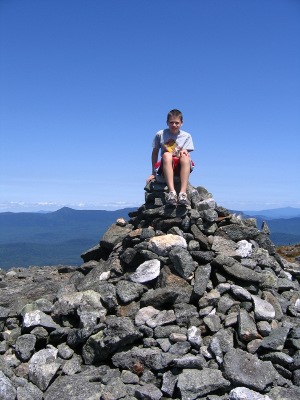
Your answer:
[147,109,194,205]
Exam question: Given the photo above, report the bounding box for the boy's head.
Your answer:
[167,109,183,134]
[167,109,183,123]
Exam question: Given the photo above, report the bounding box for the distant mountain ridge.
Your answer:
[0,207,136,244]
[0,206,299,269]
[0,207,136,268]
[236,206,300,219]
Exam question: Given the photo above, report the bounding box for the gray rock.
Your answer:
[217,294,239,314]
[148,234,187,256]
[135,306,159,326]
[190,250,215,264]
[201,208,219,222]
[140,287,179,308]
[158,266,193,304]
[112,347,166,371]
[229,387,272,399]
[100,223,133,250]
[154,324,182,338]
[172,354,206,369]
[258,326,290,351]
[82,316,142,364]
[223,348,280,391]
[190,224,210,249]
[101,376,128,399]
[57,343,74,359]
[197,198,216,211]
[169,246,197,280]
[212,255,264,283]
[28,346,61,391]
[135,383,163,400]
[203,314,222,333]
[0,371,17,400]
[146,310,176,328]
[174,303,199,327]
[252,295,276,321]
[193,263,211,297]
[212,236,238,257]
[260,351,294,367]
[161,370,178,397]
[44,373,103,400]
[216,225,260,242]
[23,310,59,331]
[17,381,43,400]
[177,368,230,399]
[121,369,139,384]
[15,333,36,362]
[116,280,145,303]
[238,308,260,342]
[267,386,300,400]
[130,259,160,283]
[62,354,82,375]
[187,325,202,348]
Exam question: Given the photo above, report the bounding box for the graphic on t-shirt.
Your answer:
[163,139,182,156]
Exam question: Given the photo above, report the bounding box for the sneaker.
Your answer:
[166,191,177,205]
[178,192,190,206]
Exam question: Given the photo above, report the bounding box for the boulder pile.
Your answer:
[1,183,300,400]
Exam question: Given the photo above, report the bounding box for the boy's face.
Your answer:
[167,116,183,135]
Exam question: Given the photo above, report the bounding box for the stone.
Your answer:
[135,383,163,400]
[28,346,61,391]
[169,246,197,280]
[148,234,187,256]
[229,387,272,399]
[238,308,260,342]
[100,223,133,250]
[252,295,276,321]
[23,310,59,331]
[177,368,230,399]
[44,373,103,400]
[223,348,280,391]
[82,316,142,364]
[116,280,145,303]
[17,381,43,400]
[0,371,17,400]
[258,326,290,351]
[130,259,160,283]
[15,334,36,362]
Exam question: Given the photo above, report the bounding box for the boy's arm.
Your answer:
[146,148,159,183]
[151,148,159,174]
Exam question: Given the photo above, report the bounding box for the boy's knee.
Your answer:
[180,155,190,165]
[162,152,172,162]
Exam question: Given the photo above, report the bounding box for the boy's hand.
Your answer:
[146,174,155,183]
[179,150,189,157]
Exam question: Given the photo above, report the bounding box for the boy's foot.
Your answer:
[178,192,190,206]
[166,191,177,205]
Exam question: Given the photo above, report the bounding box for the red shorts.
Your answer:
[154,156,195,177]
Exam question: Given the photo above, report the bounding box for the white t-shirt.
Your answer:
[152,129,194,157]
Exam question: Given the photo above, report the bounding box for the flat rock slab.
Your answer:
[223,348,279,391]
[44,374,103,400]
[177,368,230,399]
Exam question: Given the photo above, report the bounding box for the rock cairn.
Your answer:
[1,183,300,400]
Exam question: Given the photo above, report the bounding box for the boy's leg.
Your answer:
[162,152,175,192]
[179,154,191,193]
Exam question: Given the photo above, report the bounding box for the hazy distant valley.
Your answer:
[0,207,135,268]
[0,206,299,269]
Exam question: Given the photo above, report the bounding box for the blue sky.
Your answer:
[1,0,299,212]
